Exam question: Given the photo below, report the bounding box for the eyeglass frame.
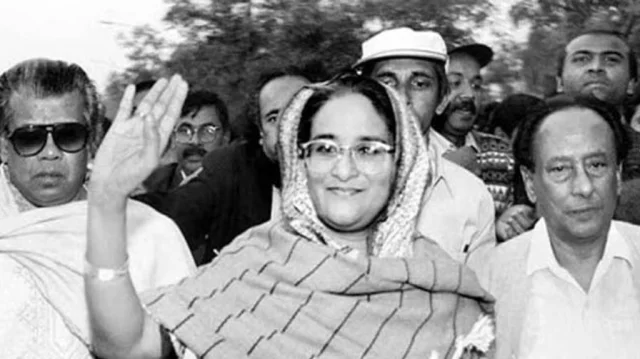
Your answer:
[299,138,395,175]
[4,122,90,157]
[172,122,222,144]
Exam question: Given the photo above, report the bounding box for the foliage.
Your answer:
[105,0,493,133]
[510,0,640,96]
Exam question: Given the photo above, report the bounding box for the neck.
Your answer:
[326,227,370,254]
[441,130,467,148]
[548,230,608,292]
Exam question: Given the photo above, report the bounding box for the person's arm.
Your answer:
[85,76,188,358]
[465,190,497,274]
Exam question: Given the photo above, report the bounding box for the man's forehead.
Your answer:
[447,53,481,77]
[370,57,438,76]
[259,76,308,112]
[9,91,85,116]
[565,33,630,55]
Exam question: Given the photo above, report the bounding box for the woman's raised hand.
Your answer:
[89,75,188,201]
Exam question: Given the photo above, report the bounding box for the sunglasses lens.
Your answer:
[53,123,88,153]
[10,128,47,156]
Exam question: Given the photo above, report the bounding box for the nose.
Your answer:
[571,166,595,198]
[330,150,359,181]
[38,133,62,160]
[588,56,605,72]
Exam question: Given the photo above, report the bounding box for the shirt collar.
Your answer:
[425,129,455,197]
[526,218,634,276]
[427,128,480,153]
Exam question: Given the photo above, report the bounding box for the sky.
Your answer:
[0,0,169,92]
[0,0,526,94]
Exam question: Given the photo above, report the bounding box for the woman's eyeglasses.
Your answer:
[174,123,220,144]
[6,122,90,157]
[300,139,394,175]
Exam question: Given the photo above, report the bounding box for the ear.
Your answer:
[520,165,537,204]
[0,135,9,163]
[556,76,564,93]
[627,79,637,95]
[616,164,623,197]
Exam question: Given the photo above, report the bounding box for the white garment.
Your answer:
[270,186,282,220]
[416,133,496,272]
[519,220,640,359]
[428,128,480,156]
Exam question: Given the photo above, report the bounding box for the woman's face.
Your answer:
[305,92,396,233]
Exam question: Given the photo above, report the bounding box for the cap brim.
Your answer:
[353,50,447,69]
[449,44,494,68]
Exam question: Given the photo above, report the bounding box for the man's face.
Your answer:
[370,58,442,133]
[259,75,309,161]
[522,107,620,243]
[560,34,635,106]
[444,53,483,135]
[0,91,88,207]
[173,105,227,175]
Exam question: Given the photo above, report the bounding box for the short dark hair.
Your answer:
[297,74,396,146]
[489,94,544,137]
[359,58,449,104]
[242,66,315,145]
[557,29,638,81]
[513,94,630,173]
[181,90,230,135]
[0,58,101,153]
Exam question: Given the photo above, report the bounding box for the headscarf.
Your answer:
[278,76,433,257]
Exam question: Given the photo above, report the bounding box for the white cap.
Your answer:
[353,27,448,69]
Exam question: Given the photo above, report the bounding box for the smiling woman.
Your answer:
[85,74,494,359]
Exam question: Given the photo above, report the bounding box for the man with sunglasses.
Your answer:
[141,90,231,193]
[0,60,195,358]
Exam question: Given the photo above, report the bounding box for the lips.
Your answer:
[328,187,363,197]
[567,207,600,219]
[33,171,65,187]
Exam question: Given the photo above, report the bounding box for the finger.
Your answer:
[513,212,533,230]
[135,78,169,117]
[149,74,183,123]
[158,78,189,143]
[113,85,136,124]
[142,113,161,169]
[508,218,526,234]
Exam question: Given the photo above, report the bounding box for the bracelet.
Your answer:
[84,258,130,281]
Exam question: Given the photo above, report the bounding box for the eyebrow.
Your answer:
[310,134,391,143]
[546,151,608,163]
[570,50,625,57]
[263,109,279,119]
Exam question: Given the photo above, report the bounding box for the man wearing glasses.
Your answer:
[0,59,194,357]
[142,90,231,193]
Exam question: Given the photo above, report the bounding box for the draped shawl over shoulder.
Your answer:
[143,81,495,359]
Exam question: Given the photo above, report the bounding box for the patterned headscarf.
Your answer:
[277,76,433,258]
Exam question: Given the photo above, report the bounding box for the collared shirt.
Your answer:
[428,128,480,156]
[416,132,496,272]
[518,219,640,359]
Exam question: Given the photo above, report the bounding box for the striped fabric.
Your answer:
[143,222,494,358]
[143,80,494,358]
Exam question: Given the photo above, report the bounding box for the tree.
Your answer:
[510,0,640,95]
[106,0,493,134]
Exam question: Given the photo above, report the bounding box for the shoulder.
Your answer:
[201,141,257,173]
[613,220,640,251]
[439,158,494,204]
[479,231,532,292]
[143,163,179,191]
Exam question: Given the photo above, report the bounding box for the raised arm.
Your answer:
[85,75,188,358]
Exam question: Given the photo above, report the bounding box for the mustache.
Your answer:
[447,96,477,114]
[181,145,207,159]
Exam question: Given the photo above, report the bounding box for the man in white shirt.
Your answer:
[354,27,496,271]
[480,96,640,359]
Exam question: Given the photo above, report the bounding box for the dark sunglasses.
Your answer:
[6,122,89,157]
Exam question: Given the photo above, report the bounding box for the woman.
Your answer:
[85,74,494,358]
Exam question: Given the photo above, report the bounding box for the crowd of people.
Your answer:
[0,24,639,359]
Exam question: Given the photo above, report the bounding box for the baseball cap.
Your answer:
[353,27,448,69]
[449,43,494,68]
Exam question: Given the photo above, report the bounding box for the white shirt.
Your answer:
[416,132,496,272]
[428,128,480,156]
[519,220,640,359]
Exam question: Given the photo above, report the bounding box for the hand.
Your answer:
[496,204,536,242]
[89,75,188,201]
[443,146,481,176]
